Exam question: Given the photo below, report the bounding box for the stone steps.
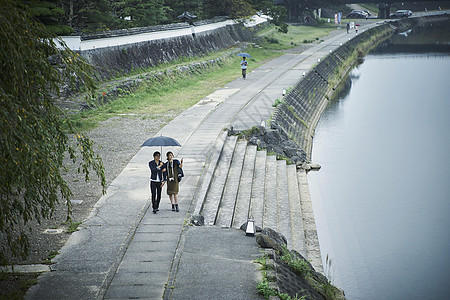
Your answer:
[263,155,277,230]
[214,141,246,227]
[197,134,318,265]
[202,135,238,226]
[297,169,323,273]
[276,160,291,247]
[248,150,266,229]
[287,164,307,257]
[232,145,257,229]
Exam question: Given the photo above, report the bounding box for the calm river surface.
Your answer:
[308,22,450,300]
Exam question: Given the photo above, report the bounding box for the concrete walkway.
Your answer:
[26,20,381,300]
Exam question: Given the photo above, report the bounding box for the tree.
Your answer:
[205,0,256,20]
[69,0,116,32]
[122,0,169,27]
[108,0,135,28]
[278,0,303,22]
[202,0,288,32]
[27,0,74,35]
[280,0,344,23]
[252,0,288,33]
[23,0,288,34]
[0,0,106,264]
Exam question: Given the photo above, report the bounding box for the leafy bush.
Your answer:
[257,279,278,299]
[265,36,280,44]
[280,250,311,277]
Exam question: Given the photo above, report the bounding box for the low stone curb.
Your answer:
[0,264,51,274]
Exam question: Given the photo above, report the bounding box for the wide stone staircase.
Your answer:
[193,131,322,271]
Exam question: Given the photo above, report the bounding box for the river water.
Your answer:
[308,21,450,300]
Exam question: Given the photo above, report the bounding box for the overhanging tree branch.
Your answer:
[0,0,106,265]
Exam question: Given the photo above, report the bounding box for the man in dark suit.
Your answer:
[149,151,166,213]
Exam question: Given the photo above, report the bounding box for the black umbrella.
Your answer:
[177,11,197,20]
[142,135,181,153]
[177,11,197,26]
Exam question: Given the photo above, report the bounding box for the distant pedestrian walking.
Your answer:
[149,151,166,213]
[164,152,183,212]
[355,24,360,34]
[346,23,350,33]
[241,57,248,79]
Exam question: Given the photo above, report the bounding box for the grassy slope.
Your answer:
[70,24,336,132]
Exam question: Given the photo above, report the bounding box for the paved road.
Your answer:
[27,20,384,300]
[60,15,269,51]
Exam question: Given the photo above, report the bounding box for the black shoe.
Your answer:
[156,208,159,212]
[172,205,175,211]
[175,204,179,212]
[153,209,157,214]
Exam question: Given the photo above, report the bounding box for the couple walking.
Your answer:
[148,151,183,213]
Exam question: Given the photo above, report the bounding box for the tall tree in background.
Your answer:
[164,0,203,23]
[24,0,289,33]
[0,0,106,264]
[27,0,74,34]
[109,0,135,28]
[202,0,287,32]
[252,0,288,33]
[210,0,256,19]
[280,0,343,22]
[279,0,304,22]
[71,0,115,32]
[123,0,169,27]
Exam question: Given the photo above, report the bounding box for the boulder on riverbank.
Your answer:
[256,228,346,300]
[230,125,308,164]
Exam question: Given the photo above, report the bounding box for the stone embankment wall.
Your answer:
[271,14,449,162]
[78,22,258,80]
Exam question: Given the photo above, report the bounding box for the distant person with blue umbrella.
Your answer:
[241,57,248,79]
[238,53,251,79]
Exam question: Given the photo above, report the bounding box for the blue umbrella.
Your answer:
[237,53,252,58]
[142,135,181,153]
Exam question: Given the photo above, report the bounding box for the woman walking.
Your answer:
[164,151,183,212]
